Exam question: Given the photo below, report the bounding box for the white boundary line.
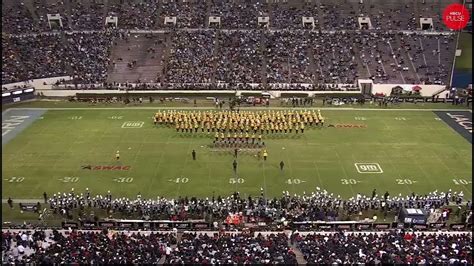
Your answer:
[354,163,384,174]
[2,107,472,112]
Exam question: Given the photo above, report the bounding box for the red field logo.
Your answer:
[81,165,131,170]
[329,124,367,128]
[442,4,470,30]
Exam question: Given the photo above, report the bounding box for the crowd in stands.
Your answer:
[166,232,296,264]
[2,29,455,86]
[1,0,450,33]
[2,229,472,264]
[2,31,120,84]
[0,0,457,88]
[2,230,176,264]
[44,187,470,224]
[293,231,472,264]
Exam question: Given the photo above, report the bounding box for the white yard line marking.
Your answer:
[334,149,356,197]
[313,161,325,191]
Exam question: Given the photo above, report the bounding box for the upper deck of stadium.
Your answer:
[1,0,457,32]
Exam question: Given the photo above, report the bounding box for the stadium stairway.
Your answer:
[288,240,307,265]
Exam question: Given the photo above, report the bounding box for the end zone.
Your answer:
[434,111,472,143]
[2,109,46,146]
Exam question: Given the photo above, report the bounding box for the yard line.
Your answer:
[149,134,172,197]
[431,151,472,198]
[283,147,296,196]
[312,161,325,191]
[412,158,444,193]
[262,161,268,203]
[380,149,415,196]
[175,142,193,198]
[334,149,356,198]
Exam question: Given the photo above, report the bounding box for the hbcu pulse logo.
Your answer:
[442,3,470,30]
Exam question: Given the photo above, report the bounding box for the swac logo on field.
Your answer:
[328,124,367,128]
[81,165,131,171]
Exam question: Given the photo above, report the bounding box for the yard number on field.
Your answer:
[69,116,82,120]
[452,179,472,185]
[355,163,383,173]
[341,179,360,185]
[396,179,417,185]
[109,116,123,120]
[229,178,245,184]
[113,177,134,183]
[285,179,306,185]
[4,176,25,183]
[168,177,189,184]
[58,177,79,183]
[395,117,407,121]
[121,121,144,128]
[354,117,367,120]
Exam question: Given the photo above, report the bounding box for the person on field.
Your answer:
[263,150,268,161]
[116,150,120,160]
[192,150,196,160]
[280,161,284,171]
[234,148,238,158]
[43,192,48,203]
[233,160,237,172]
[7,197,13,209]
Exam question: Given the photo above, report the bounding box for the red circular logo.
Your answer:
[442,3,470,30]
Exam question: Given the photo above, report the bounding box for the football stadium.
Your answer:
[2,0,473,264]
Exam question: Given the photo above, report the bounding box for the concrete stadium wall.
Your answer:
[2,76,72,90]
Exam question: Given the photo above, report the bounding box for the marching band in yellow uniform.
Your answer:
[153,110,324,145]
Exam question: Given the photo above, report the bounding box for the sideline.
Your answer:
[2,107,472,112]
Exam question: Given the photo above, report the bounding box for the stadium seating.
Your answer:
[3,230,472,264]
[2,31,456,86]
[293,231,473,264]
[1,0,458,87]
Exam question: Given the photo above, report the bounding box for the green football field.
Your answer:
[455,32,472,70]
[2,108,472,201]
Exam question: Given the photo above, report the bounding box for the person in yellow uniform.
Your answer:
[263,150,268,161]
[251,133,256,144]
[245,132,249,143]
[215,131,219,141]
[116,150,120,160]
[258,134,262,143]
[175,122,180,132]
[300,122,305,133]
[233,132,238,144]
[220,132,225,141]
[320,116,324,127]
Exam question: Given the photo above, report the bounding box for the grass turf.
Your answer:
[2,108,472,201]
[455,32,472,70]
